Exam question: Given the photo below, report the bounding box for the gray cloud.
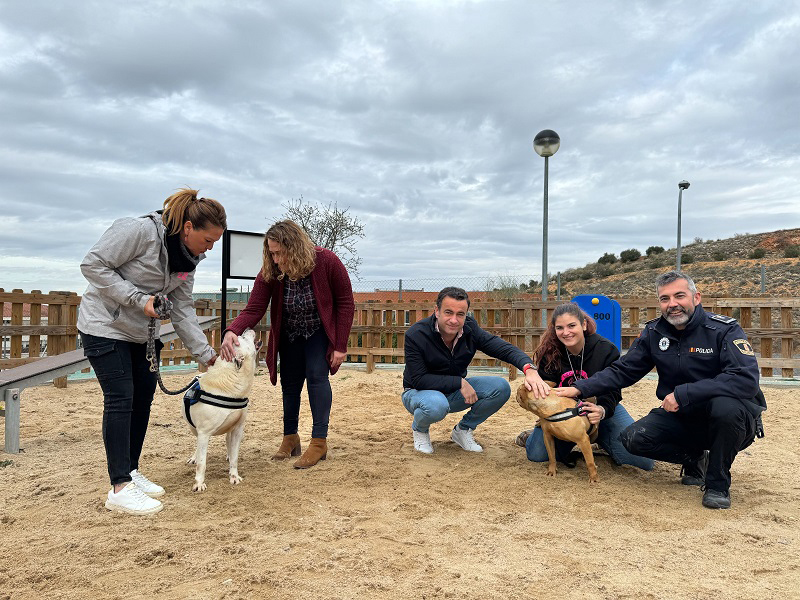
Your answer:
[1,0,798,293]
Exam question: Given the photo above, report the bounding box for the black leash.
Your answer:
[146,293,200,395]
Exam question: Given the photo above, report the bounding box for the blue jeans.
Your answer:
[525,404,654,471]
[401,376,511,433]
[279,328,333,439]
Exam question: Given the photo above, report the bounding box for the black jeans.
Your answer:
[619,396,756,492]
[278,328,332,439]
[80,332,162,486]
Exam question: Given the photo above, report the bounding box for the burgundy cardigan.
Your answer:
[226,247,355,385]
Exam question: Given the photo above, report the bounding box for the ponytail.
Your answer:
[162,187,227,235]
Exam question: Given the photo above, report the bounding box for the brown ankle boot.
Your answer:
[272,434,302,460]
[294,438,327,469]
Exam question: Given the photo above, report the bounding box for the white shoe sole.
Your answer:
[414,445,434,454]
[104,499,164,515]
[139,488,165,498]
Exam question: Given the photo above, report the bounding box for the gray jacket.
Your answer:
[77,211,215,365]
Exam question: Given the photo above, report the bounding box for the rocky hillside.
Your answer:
[546,228,800,298]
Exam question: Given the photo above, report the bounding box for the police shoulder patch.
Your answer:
[733,338,755,356]
[708,313,736,324]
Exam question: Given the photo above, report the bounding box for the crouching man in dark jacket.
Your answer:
[556,271,765,509]
[402,287,541,455]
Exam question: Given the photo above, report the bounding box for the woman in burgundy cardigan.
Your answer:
[221,220,354,468]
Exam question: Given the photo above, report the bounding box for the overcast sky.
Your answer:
[1,1,798,294]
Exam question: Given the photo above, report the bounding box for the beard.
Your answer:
[664,306,691,326]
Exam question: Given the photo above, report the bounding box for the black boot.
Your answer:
[702,487,731,509]
[680,450,709,486]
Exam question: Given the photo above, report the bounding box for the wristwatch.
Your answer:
[522,363,537,374]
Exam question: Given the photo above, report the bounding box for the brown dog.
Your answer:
[516,383,599,483]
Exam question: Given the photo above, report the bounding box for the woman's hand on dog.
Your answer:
[577,400,605,424]
[523,370,550,399]
[220,331,240,362]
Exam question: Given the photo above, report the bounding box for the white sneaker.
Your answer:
[105,482,163,515]
[451,426,483,452]
[412,429,434,454]
[130,469,165,498]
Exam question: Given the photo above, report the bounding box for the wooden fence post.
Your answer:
[759,306,772,378]
[781,307,793,378]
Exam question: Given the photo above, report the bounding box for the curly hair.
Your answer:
[533,303,597,373]
[162,188,226,235]
[261,220,317,281]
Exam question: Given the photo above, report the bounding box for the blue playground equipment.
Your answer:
[571,294,622,351]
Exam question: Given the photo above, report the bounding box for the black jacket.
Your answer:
[403,315,532,393]
[538,332,622,418]
[574,305,765,414]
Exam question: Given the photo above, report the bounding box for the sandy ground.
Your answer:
[1,366,798,600]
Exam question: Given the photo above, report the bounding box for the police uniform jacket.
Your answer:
[573,304,765,414]
[403,314,532,394]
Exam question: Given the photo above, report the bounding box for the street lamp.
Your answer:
[533,129,560,326]
[676,180,690,271]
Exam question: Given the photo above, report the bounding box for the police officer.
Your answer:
[556,271,765,509]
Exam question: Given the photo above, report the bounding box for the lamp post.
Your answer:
[676,180,690,271]
[533,129,560,327]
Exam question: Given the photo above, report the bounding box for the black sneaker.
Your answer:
[680,450,709,486]
[702,487,731,509]
[560,449,580,469]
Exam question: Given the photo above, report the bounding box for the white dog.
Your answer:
[183,329,262,492]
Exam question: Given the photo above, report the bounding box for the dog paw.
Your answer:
[192,482,207,492]
[546,468,557,477]
[186,455,197,465]
[589,476,599,484]
[230,473,243,485]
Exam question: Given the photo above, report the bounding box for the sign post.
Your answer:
[221,229,265,334]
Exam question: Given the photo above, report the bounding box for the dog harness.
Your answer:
[183,379,249,428]
[544,403,597,437]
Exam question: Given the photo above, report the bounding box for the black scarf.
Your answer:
[165,232,200,273]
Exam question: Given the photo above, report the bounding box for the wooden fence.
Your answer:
[0,289,81,387]
[193,297,800,380]
[2,293,798,387]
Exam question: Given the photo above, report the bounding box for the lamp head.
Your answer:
[678,180,690,190]
[533,129,561,157]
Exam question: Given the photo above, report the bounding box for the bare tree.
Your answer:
[281,196,365,277]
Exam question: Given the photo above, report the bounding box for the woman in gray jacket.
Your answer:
[78,188,226,515]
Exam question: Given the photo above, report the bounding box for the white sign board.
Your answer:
[226,231,265,279]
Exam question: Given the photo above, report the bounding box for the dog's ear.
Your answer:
[515,386,528,410]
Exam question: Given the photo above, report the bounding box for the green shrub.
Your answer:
[712,251,726,261]
[784,245,800,258]
[580,271,593,280]
[681,253,695,264]
[598,252,617,265]
[620,248,642,263]
[597,265,614,277]
[646,245,665,256]
[748,248,766,259]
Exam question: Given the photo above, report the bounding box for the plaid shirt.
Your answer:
[283,275,321,342]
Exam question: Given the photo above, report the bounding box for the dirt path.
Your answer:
[1,368,797,599]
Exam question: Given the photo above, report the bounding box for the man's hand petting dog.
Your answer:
[220,331,240,362]
[523,370,551,398]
